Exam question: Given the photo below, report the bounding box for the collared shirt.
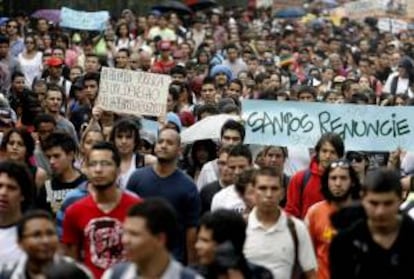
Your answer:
[244,208,317,279]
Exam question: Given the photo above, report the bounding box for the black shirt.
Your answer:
[200,180,223,216]
[330,214,414,279]
[35,172,88,215]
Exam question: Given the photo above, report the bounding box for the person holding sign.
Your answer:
[285,132,344,219]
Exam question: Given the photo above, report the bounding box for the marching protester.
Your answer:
[61,142,141,278]
[1,2,414,278]
[330,168,414,279]
[305,159,361,279]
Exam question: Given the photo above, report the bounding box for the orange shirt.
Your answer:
[305,201,337,279]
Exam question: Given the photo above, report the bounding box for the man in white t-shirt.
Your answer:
[0,161,34,265]
[244,167,317,279]
[211,144,252,213]
[197,119,245,190]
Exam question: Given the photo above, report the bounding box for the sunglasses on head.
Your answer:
[346,153,365,163]
[329,159,350,169]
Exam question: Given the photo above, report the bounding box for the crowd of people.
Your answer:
[0,2,414,278]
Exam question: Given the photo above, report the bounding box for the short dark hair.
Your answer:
[41,131,77,154]
[89,141,121,167]
[220,120,245,142]
[0,161,34,212]
[1,128,35,162]
[200,209,246,254]
[34,114,56,131]
[362,168,402,197]
[315,132,344,159]
[83,72,100,85]
[110,117,141,151]
[321,159,361,201]
[0,35,9,45]
[235,168,256,195]
[297,85,317,99]
[11,71,24,82]
[127,198,178,250]
[17,210,54,241]
[196,104,219,119]
[228,144,252,164]
[251,166,281,186]
[202,76,216,87]
[170,65,187,77]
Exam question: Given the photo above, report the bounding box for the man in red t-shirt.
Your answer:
[151,40,176,74]
[62,142,141,278]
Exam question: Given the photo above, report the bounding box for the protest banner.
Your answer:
[96,67,171,117]
[378,18,408,33]
[60,7,109,31]
[272,0,303,12]
[242,100,414,151]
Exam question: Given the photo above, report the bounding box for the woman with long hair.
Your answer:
[0,128,47,188]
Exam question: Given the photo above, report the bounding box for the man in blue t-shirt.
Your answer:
[127,128,200,264]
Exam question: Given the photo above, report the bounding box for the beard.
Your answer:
[328,187,353,203]
[156,156,176,164]
[92,178,117,191]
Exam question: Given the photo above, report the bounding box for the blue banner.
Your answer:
[60,7,109,31]
[242,100,414,151]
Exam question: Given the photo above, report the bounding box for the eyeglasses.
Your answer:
[25,41,34,44]
[6,24,17,29]
[329,160,350,169]
[346,153,364,163]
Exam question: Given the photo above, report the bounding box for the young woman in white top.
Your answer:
[109,118,156,189]
[17,34,42,88]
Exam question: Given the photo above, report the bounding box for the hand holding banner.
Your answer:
[60,7,109,31]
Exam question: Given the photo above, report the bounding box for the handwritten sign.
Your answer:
[60,7,109,31]
[96,67,171,117]
[242,100,414,151]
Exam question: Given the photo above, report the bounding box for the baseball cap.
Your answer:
[140,130,156,146]
[46,57,63,67]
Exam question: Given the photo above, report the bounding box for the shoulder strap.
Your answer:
[390,75,399,95]
[299,169,312,215]
[286,216,300,276]
[135,153,145,168]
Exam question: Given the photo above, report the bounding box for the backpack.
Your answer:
[286,216,306,279]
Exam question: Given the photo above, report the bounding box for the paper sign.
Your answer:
[60,7,109,31]
[96,67,171,117]
[242,100,414,151]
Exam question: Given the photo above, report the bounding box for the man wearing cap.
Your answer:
[152,40,176,74]
[44,56,72,98]
[139,130,155,155]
